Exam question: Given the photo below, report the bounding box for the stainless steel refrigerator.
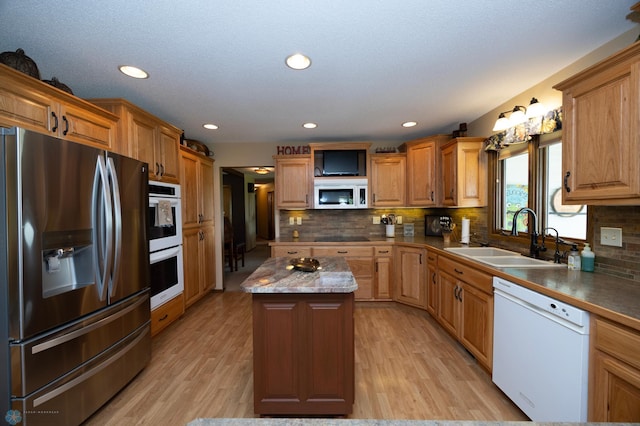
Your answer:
[0,127,151,425]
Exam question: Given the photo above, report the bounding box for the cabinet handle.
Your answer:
[450,188,454,198]
[458,287,463,302]
[564,171,571,193]
[454,268,463,275]
[305,194,308,204]
[160,163,165,176]
[419,254,423,264]
[62,116,69,135]
[155,162,160,176]
[337,250,348,254]
[430,191,434,202]
[51,112,58,133]
[454,286,459,300]
[372,194,376,202]
[159,314,169,321]
[432,272,436,284]
[286,251,298,254]
[378,250,389,254]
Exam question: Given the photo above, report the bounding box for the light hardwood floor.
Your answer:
[85,292,527,425]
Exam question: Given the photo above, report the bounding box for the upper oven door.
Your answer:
[148,196,182,252]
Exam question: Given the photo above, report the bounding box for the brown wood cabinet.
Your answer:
[393,245,426,309]
[374,245,393,300]
[402,135,450,206]
[589,316,640,422]
[274,155,312,208]
[369,153,406,207]
[312,246,374,301]
[554,42,640,205]
[89,98,182,183]
[150,294,184,336]
[0,64,117,149]
[437,254,493,371]
[426,251,438,317]
[251,292,354,416]
[181,147,215,308]
[439,137,487,207]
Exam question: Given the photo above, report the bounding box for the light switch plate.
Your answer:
[373,216,381,224]
[296,217,302,225]
[601,227,622,247]
[289,217,294,225]
[396,216,403,224]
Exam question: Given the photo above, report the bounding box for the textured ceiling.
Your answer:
[1,1,638,145]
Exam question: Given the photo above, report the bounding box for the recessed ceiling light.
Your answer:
[285,53,311,70]
[203,123,219,130]
[402,121,418,128]
[302,122,317,129]
[118,65,148,79]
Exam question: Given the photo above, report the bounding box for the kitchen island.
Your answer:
[241,256,357,417]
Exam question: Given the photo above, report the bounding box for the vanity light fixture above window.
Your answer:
[492,97,547,132]
[286,53,312,70]
[118,65,148,79]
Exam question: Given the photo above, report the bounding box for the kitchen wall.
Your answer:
[278,207,488,242]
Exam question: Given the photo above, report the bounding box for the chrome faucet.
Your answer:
[511,208,545,258]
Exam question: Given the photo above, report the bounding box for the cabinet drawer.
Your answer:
[271,246,312,258]
[312,246,374,257]
[374,246,393,257]
[593,316,640,371]
[151,294,184,336]
[438,255,492,294]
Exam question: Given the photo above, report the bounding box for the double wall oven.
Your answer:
[148,182,184,310]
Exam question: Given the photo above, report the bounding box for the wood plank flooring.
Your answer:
[84,292,527,425]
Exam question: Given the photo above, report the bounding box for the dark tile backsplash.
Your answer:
[279,205,639,282]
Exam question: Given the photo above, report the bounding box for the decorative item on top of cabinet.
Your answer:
[181,146,215,307]
[437,254,493,371]
[401,134,450,207]
[274,155,312,209]
[393,244,426,309]
[370,153,406,207]
[89,98,181,182]
[0,63,117,149]
[589,315,640,422]
[553,41,640,205]
[439,137,487,207]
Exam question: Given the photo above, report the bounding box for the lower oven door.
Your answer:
[150,245,184,309]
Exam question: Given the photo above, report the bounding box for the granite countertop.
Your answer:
[270,236,640,330]
[240,256,357,294]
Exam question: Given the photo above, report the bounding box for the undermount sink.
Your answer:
[444,247,519,257]
[444,246,565,268]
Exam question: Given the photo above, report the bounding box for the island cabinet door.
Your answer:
[252,293,355,416]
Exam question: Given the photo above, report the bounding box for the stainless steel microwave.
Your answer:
[313,178,368,209]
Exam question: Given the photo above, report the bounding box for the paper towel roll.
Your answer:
[461,217,470,244]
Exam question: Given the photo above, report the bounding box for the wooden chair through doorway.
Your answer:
[224,216,245,271]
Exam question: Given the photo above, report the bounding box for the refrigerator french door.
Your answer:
[1,127,151,425]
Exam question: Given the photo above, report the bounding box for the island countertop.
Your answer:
[240,256,358,293]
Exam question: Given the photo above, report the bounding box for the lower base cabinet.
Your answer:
[150,294,184,336]
[394,245,426,309]
[589,316,640,422]
[183,225,215,308]
[251,292,354,416]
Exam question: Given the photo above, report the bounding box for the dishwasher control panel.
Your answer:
[493,277,589,329]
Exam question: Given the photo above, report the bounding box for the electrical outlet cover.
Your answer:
[601,227,622,247]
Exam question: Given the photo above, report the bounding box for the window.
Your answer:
[494,132,586,240]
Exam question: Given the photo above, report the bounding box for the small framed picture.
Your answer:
[403,223,415,237]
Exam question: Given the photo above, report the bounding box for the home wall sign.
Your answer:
[277,145,310,155]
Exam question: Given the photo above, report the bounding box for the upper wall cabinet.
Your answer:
[90,98,182,184]
[274,155,312,209]
[554,42,640,205]
[439,137,487,207]
[370,153,406,207]
[0,64,117,149]
[402,134,450,207]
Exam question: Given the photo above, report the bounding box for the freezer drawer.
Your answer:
[11,291,150,397]
[11,321,150,426]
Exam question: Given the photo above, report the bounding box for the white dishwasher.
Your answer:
[492,277,590,422]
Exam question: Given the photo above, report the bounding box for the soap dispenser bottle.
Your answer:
[568,245,581,270]
[581,243,595,272]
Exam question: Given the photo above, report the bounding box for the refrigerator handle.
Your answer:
[106,157,123,297]
[92,156,112,302]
